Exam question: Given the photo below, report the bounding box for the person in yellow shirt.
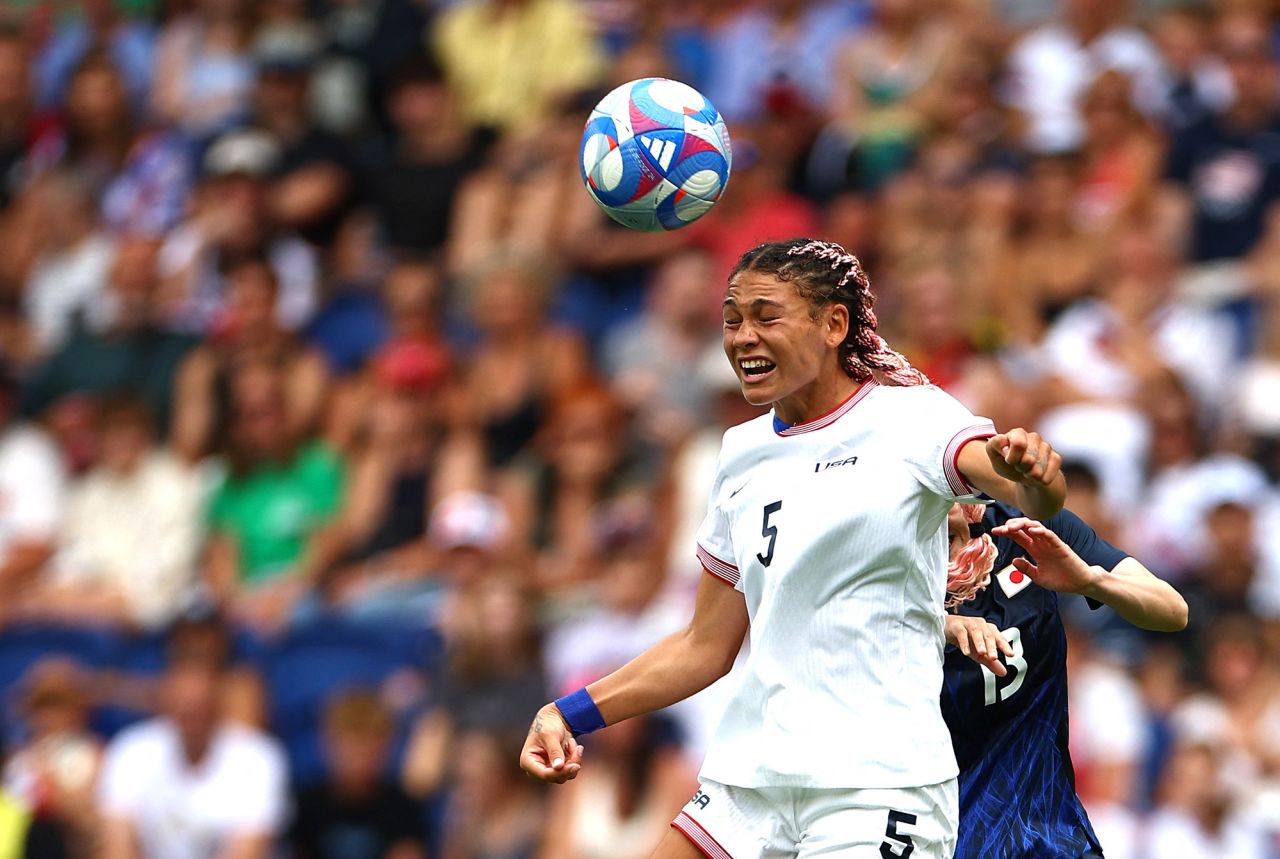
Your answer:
[433,0,605,134]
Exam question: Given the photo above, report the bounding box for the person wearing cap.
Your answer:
[158,126,320,334]
[940,500,1186,859]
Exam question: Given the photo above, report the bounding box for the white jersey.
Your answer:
[695,379,995,789]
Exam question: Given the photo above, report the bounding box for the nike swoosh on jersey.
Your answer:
[996,564,1034,599]
[729,479,750,498]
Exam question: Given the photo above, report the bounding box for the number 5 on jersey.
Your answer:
[757,501,782,567]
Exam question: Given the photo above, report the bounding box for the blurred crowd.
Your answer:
[0,0,1279,856]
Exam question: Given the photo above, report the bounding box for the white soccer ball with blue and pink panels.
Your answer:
[580,77,733,232]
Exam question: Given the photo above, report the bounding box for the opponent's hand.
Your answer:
[945,614,1013,677]
[520,704,585,784]
[985,429,1061,488]
[992,518,1103,595]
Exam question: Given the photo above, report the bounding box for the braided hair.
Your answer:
[729,238,929,387]
[946,503,997,609]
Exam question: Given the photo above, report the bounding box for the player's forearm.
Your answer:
[1010,473,1066,520]
[1079,558,1188,632]
[581,628,736,727]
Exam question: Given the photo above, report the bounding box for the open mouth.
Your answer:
[739,357,777,381]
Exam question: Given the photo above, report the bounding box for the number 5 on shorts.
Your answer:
[879,809,916,858]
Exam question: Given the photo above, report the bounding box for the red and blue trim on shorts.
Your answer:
[673,810,735,859]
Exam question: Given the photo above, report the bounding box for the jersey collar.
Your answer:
[773,379,878,436]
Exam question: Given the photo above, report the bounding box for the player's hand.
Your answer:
[992,518,1103,595]
[519,704,585,784]
[945,614,1013,677]
[984,429,1062,488]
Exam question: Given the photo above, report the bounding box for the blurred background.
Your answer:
[0,0,1277,856]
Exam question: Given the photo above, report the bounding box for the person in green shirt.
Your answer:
[206,359,345,632]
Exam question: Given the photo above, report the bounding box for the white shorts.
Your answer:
[672,777,958,858]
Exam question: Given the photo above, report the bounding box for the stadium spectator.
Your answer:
[827,0,954,190]
[98,652,289,859]
[0,27,31,210]
[438,728,542,859]
[447,97,590,276]
[1183,500,1257,631]
[33,0,155,111]
[2,659,102,857]
[1074,70,1162,233]
[171,252,330,462]
[247,28,356,248]
[159,128,319,334]
[432,0,606,135]
[1145,740,1270,858]
[300,210,390,377]
[686,127,819,288]
[204,359,346,632]
[1170,617,1280,797]
[313,255,450,416]
[312,0,429,129]
[500,383,655,591]
[1145,5,1231,133]
[20,234,195,428]
[319,344,484,617]
[18,170,114,356]
[540,713,693,859]
[150,0,256,139]
[402,576,546,799]
[0,360,65,623]
[602,248,722,447]
[290,688,426,859]
[25,52,192,237]
[362,56,490,257]
[991,155,1104,342]
[1163,11,1280,273]
[460,255,588,470]
[705,0,862,124]
[1039,218,1237,413]
[0,780,70,859]
[1003,0,1161,153]
[16,393,202,630]
[887,262,979,391]
[543,500,685,696]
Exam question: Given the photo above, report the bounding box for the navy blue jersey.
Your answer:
[941,503,1127,859]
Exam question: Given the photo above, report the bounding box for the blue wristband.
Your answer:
[554,688,606,736]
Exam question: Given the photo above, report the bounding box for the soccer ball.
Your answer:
[580,77,732,232]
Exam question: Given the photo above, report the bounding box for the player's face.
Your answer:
[722,272,844,407]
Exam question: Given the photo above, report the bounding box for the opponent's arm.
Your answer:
[994,518,1188,632]
[957,428,1065,519]
[945,614,1014,677]
[520,572,749,783]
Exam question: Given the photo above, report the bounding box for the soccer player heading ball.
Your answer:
[521,237,1067,858]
